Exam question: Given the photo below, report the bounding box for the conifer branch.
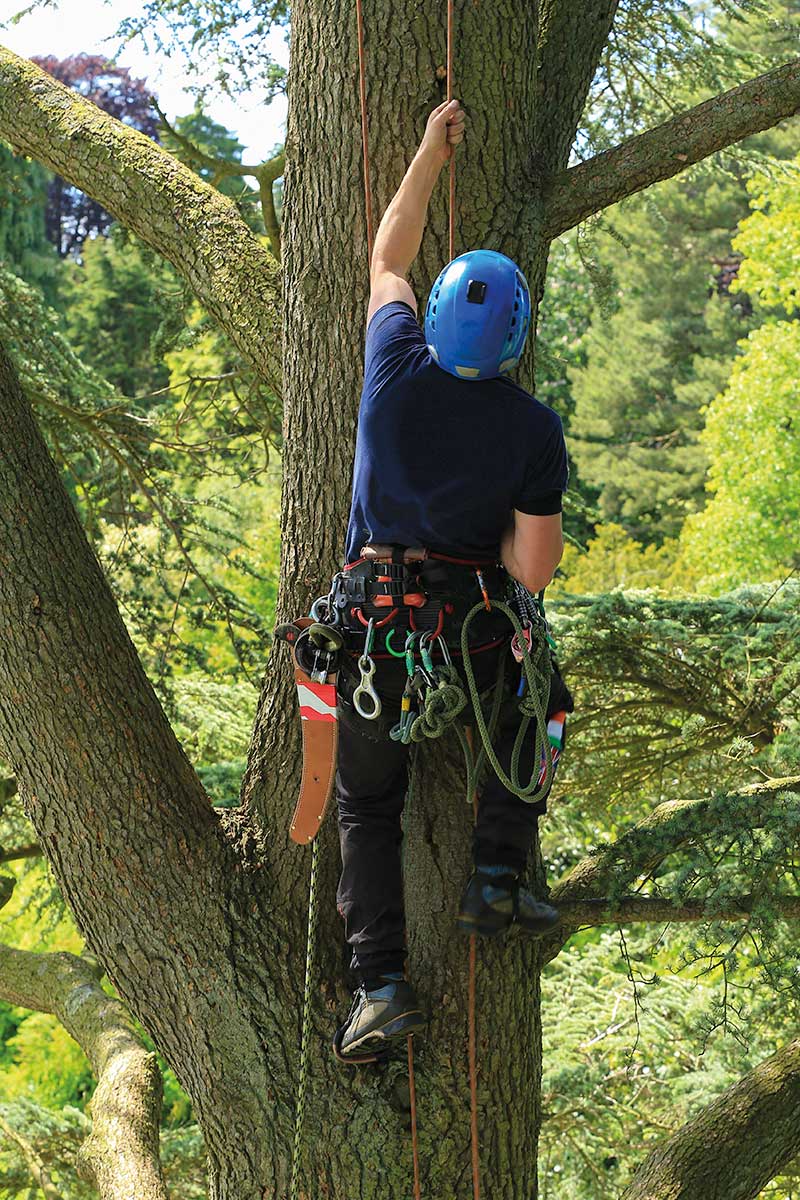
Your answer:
[556,892,800,928]
[544,776,800,957]
[545,58,800,237]
[0,1114,64,1200]
[621,1038,800,1200]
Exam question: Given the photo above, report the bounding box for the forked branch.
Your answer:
[0,46,281,387]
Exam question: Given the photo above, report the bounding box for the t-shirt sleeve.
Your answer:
[364,301,426,392]
[513,414,569,516]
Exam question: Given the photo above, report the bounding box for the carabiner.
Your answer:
[353,653,382,720]
[436,634,453,667]
[417,633,437,686]
[385,627,408,658]
[404,629,421,678]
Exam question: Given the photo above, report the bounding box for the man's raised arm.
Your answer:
[367,99,465,325]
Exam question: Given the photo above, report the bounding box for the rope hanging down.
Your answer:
[352,4,481,1200]
[289,836,322,1200]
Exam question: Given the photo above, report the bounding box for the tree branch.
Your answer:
[256,159,284,262]
[0,945,170,1200]
[153,101,272,178]
[0,338,277,1166]
[0,46,281,389]
[0,842,41,864]
[0,1114,64,1200]
[535,0,620,174]
[557,892,800,928]
[545,58,800,237]
[622,1038,800,1200]
[542,776,800,958]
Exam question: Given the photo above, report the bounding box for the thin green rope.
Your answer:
[289,834,321,1200]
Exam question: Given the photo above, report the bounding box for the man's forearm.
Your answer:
[371,147,444,279]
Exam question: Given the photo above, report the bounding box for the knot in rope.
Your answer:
[410,666,467,741]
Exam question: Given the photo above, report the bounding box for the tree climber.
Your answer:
[330,100,572,1062]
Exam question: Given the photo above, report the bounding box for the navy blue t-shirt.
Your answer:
[344,302,568,563]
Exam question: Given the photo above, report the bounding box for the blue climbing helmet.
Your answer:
[424,249,531,380]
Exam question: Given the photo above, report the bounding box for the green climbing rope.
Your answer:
[289,833,321,1200]
[397,595,554,806]
[458,599,554,806]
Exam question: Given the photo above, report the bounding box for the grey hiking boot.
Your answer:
[333,974,425,1064]
[456,865,560,937]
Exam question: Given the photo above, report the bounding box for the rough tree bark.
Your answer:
[1,3,800,1198]
[621,1038,800,1200]
[0,893,169,1200]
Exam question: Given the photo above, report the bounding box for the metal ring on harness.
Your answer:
[352,605,397,629]
[352,654,382,719]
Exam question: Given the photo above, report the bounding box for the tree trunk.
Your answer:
[239,0,591,1196]
[5,3,800,1198]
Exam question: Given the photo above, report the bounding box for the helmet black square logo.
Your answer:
[466,279,487,304]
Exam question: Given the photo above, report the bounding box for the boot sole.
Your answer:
[334,1009,426,1064]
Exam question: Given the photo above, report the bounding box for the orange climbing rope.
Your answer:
[447,0,456,261]
[354,5,478,1199]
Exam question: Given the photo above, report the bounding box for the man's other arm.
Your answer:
[501,512,564,595]
[367,99,466,326]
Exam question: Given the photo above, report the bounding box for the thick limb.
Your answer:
[544,58,800,237]
[0,944,169,1200]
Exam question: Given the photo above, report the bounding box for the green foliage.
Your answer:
[553,523,678,595]
[566,173,758,541]
[0,142,58,302]
[0,1099,206,1200]
[0,250,280,682]
[0,1101,93,1200]
[115,0,289,101]
[60,230,180,397]
[677,321,800,590]
[563,0,800,545]
[160,676,256,765]
[676,163,800,590]
[541,922,800,1199]
[549,583,799,813]
[2,1016,94,1108]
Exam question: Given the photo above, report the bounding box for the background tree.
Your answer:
[675,160,800,591]
[0,3,800,1198]
[29,55,159,257]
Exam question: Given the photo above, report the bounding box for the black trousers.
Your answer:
[335,643,550,982]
